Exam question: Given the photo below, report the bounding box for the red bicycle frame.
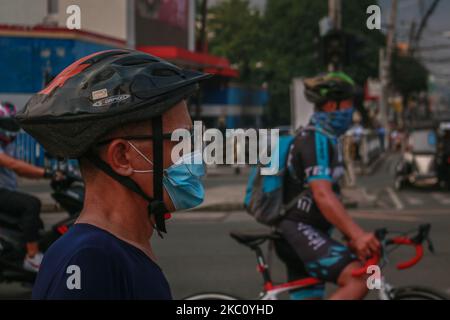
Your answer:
[256,235,425,294]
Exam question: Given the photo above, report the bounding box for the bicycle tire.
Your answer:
[183,292,241,300]
[392,286,449,300]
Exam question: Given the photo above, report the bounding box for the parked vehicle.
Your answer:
[395,126,438,190]
[437,121,450,189]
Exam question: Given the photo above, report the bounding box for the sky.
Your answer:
[379,0,450,86]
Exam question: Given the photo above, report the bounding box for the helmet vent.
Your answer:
[116,56,159,67]
[93,68,115,83]
[151,68,180,77]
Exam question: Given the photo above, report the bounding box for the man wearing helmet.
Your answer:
[16,50,211,299]
[275,72,380,300]
[0,101,59,272]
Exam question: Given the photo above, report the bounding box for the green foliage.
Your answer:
[207,0,264,83]
[391,51,428,98]
[206,0,388,126]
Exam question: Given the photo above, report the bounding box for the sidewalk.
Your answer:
[18,164,378,214]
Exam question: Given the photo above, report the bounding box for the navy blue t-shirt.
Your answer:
[32,223,172,300]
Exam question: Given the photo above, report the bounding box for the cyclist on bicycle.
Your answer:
[275,72,380,300]
[16,50,210,299]
[0,101,61,272]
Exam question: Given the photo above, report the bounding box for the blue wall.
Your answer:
[202,85,268,129]
[0,34,117,164]
[203,85,268,106]
[0,36,116,93]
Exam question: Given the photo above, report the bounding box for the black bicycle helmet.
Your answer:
[16,49,211,158]
[16,49,212,236]
[303,71,355,108]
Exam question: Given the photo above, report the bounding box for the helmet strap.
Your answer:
[151,115,167,236]
[85,116,169,239]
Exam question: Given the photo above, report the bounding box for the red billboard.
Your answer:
[135,0,189,48]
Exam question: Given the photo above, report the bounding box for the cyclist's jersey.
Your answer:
[277,128,356,298]
[284,125,345,232]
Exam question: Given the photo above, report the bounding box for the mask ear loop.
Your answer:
[128,141,154,173]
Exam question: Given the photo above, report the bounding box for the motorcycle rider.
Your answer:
[16,50,211,299]
[275,72,380,300]
[0,101,61,272]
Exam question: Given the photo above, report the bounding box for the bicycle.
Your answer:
[184,224,448,300]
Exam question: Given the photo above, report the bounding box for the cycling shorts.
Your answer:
[275,219,358,299]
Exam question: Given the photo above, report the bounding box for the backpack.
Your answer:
[243,135,296,226]
[244,126,335,226]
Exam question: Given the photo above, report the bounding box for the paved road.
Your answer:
[358,153,450,211]
[2,207,449,300]
[2,154,449,299]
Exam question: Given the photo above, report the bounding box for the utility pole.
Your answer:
[380,0,397,132]
[327,0,342,71]
[328,0,341,30]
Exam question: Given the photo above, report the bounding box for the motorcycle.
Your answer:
[0,167,84,285]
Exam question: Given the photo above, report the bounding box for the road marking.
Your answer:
[404,196,423,206]
[431,193,450,205]
[386,187,405,210]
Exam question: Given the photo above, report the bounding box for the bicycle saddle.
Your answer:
[230,231,282,247]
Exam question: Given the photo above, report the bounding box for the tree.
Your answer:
[391,51,428,97]
[206,0,264,84]
[207,0,387,126]
[262,0,386,125]
[391,49,429,121]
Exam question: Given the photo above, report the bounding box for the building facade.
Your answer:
[0,0,266,131]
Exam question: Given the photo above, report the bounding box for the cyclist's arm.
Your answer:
[310,180,380,259]
[309,179,364,240]
[0,152,45,179]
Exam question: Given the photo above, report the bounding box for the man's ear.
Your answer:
[105,139,133,176]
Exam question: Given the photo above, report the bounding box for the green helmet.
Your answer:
[303,71,355,107]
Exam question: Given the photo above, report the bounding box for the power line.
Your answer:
[411,0,442,53]
[421,56,450,63]
[418,43,450,51]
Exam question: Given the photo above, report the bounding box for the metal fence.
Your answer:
[12,131,79,170]
[13,131,45,166]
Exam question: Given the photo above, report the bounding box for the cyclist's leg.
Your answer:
[0,189,42,255]
[278,220,367,300]
[274,237,325,300]
[328,261,367,300]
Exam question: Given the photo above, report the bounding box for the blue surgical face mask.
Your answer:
[128,142,205,211]
[312,107,354,136]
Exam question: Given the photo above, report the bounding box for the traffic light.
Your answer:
[346,33,366,65]
[321,31,366,68]
[322,30,347,68]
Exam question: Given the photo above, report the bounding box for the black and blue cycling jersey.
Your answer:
[284,125,345,231]
[276,125,357,299]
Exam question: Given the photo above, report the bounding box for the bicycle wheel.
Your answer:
[392,286,449,300]
[183,292,240,300]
